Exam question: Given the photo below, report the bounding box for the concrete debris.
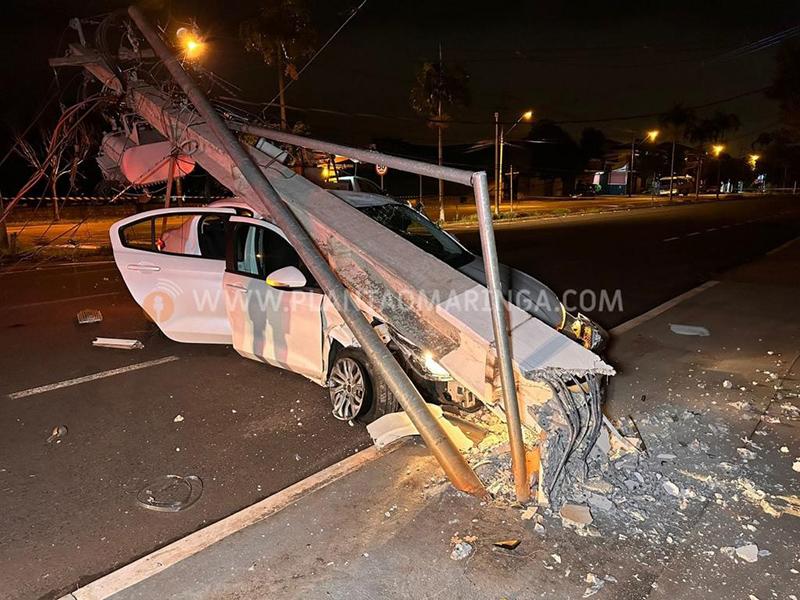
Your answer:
[582,573,606,598]
[735,543,759,563]
[722,379,734,389]
[173,414,184,423]
[737,447,757,460]
[779,446,789,453]
[76,309,103,324]
[551,553,562,564]
[92,337,144,350]
[793,460,800,473]
[560,504,593,529]
[46,425,68,444]
[449,534,476,560]
[520,506,538,520]
[582,477,614,494]
[662,481,681,497]
[656,453,676,460]
[669,323,710,336]
[587,493,614,512]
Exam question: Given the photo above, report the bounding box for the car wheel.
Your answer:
[328,348,399,423]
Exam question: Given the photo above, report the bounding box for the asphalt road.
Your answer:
[1,195,799,599]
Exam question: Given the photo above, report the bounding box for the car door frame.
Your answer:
[110,206,237,344]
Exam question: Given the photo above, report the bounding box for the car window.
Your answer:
[119,213,231,258]
[229,223,317,287]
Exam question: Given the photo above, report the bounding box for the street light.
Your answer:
[495,109,533,213]
[628,129,659,197]
[748,154,760,170]
[176,27,205,60]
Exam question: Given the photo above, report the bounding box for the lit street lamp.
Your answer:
[628,129,659,197]
[748,154,760,170]
[495,110,532,214]
[176,27,205,60]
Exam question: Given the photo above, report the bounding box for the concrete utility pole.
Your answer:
[628,138,636,197]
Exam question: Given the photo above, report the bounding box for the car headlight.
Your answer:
[422,351,452,381]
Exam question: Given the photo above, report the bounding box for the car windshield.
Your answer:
[358,203,473,268]
[353,178,385,195]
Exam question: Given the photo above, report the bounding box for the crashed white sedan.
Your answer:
[110,192,606,423]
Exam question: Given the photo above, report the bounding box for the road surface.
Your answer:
[1,194,799,599]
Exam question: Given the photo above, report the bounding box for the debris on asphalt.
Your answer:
[76,309,103,324]
[582,573,605,598]
[793,460,800,473]
[449,534,476,560]
[662,481,681,497]
[735,543,760,563]
[92,337,144,350]
[136,474,203,512]
[173,414,184,423]
[723,379,734,389]
[520,506,538,520]
[46,425,68,444]
[669,323,710,336]
[493,538,521,550]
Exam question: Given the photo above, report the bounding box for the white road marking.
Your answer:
[62,444,392,600]
[609,281,720,336]
[662,236,680,242]
[8,356,179,399]
[5,291,123,311]
[766,235,800,256]
[705,228,718,232]
[686,231,701,237]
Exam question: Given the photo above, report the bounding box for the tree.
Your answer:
[525,120,583,193]
[767,39,800,134]
[410,51,470,222]
[659,104,696,199]
[240,0,316,131]
[687,111,740,196]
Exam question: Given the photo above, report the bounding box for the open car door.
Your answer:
[222,216,326,383]
[110,207,237,344]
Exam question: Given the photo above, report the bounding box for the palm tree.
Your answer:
[410,48,470,222]
[240,0,316,131]
[659,104,696,200]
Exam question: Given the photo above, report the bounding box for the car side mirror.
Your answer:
[266,266,306,289]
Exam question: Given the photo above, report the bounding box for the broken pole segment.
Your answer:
[232,123,532,503]
[127,5,488,499]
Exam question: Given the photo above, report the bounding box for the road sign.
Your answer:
[375,164,388,176]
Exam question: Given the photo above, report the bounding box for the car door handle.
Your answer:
[225,283,247,292]
[127,262,161,272]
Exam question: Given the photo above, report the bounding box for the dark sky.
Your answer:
[0,0,796,156]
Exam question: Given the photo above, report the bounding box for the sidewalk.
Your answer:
[71,240,800,600]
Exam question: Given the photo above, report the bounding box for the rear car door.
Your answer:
[110,207,237,344]
[222,217,325,382]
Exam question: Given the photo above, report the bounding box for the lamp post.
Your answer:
[629,129,659,197]
[497,110,532,214]
[712,144,725,200]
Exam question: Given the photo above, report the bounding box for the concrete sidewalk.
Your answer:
[75,240,800,600]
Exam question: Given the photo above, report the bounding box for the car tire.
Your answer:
[328,348,400,423]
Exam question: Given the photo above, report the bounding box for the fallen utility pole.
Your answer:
[128,5,488,498]
[231,123,530,502]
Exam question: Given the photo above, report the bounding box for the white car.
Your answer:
[111,194,605,422]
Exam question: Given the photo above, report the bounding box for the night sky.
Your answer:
[0,0,796,157]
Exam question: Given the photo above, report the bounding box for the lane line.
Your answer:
[609,281,720,336]
[766,235,800,256]
[62,444,394,600]
[686,231,701,237]
[4,291,123,311]
[7,356,179,399]
[662,236,680,242]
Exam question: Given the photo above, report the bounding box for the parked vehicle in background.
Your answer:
[658,175,693,196]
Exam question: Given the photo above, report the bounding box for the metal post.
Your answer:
[473,172,529,503]
[128,5,487,498]
[668,138,676,201]
[628,138,635,197]
[498,128,505,210]
[494,112,500,215]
